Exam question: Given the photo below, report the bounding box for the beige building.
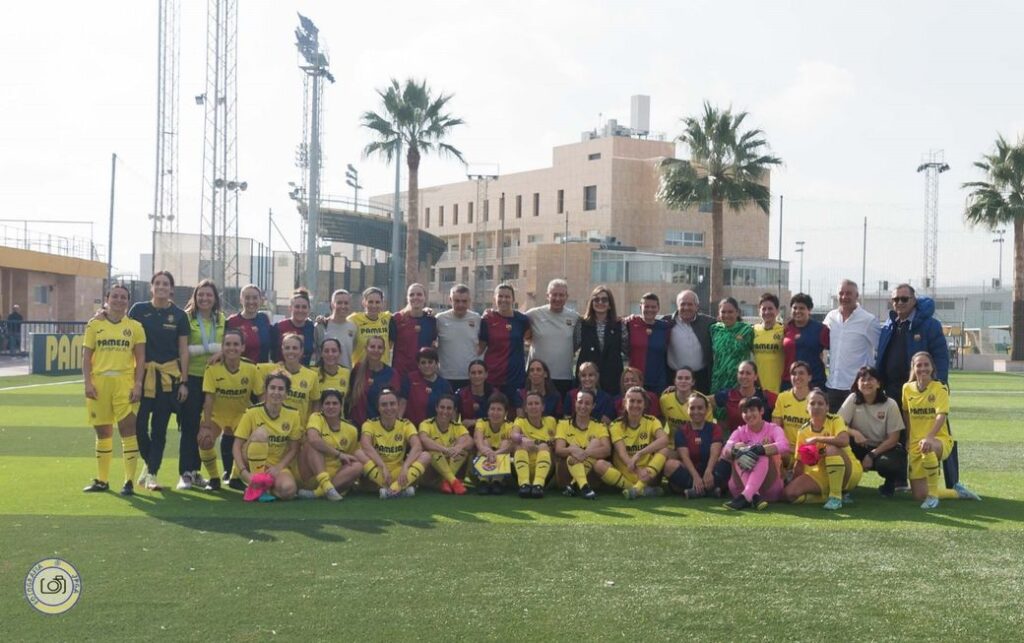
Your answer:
[373,132,787,315]
[1,231,106,321]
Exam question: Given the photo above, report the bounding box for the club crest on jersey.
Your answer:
[167,314,175,323]
[505,324,512,331]
[795,333,801,340]
[927,394,935,402]
[694,436,702,445]
[914,334,921,342]
[283,422,290,430]
[414,325,421,332]
[300,380,308,389]
[876,411,885,420]
[241,377,249,385]
[565,319,574,326]
[645,328,652,335]
[123,329,133,337]
[468,321,476,328]
[640,432,648,441]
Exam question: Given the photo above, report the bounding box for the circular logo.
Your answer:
[25,558,81,615]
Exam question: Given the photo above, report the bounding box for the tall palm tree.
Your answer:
[362,78,465,287]
[658,102,781,306]
[963,134,1024,360]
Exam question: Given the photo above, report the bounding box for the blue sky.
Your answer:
[1,0,1020,305]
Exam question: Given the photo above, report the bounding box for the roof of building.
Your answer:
[317,206,447,264]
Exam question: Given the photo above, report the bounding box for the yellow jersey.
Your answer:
[902,380,951,443]
[795,414,855,462]
[772,389,811,447]
[258,363,321,426]
[752,323,785,393]
[513,416,558,444]
[202,360,262,430]
[318,365,351,398]
[84,316,146,376]
[556,418,610,449]
[307,412,359,454]
[659,391,691,428]
[235,404,303,466]
[478,421,515,449]
[362,418,417,464]
[609,415,665,457]
[419,418,469,448]
[348,311,393,365]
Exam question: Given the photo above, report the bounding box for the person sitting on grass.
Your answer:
[360,389,430,499]
[660,366,697,432]
[473,393,516,495]
[902,351,981,510]
[594,386,668,499]
[612,367,662,420]
[512,391,558,498]
[555,389,611,500]
[771,360,812,471]
[565,361,615,423]
[517,358,562,418]
[721,396,790,511]
[663,392,729,498]
[297,389,364,501]
[783,388,862,511]
[456,359,494,433]
[418,394,472,495]
[838,366,906,498]
[232,372,302,502]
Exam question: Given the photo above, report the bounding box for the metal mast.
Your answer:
[916,150,949,293]
[153,0,180,278]
[199,0,239,286]
[468,166,498,307]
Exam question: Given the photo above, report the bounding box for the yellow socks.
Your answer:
[96,437,113,483]
[567,458,589,489]
[390,461,426,492]
[316,471,333,497]
[513,450,532,485]
[200,446,220,481]
[246,441,268,474]
[121,435,139,483]
[600,466,628,489]
[922,452,958,498]
[642,453,667,478]
[533,450,552,486]
[825,455,845,499]
[431,453,457,482]
[363,461,386,487]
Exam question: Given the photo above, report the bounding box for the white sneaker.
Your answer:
[145,474,162,491]
[379,487,392,500]
[176,472,193,490]
[137,463,149,486]
[296,489,317,500]
[954,482,981,501]
[325,488,343,502]
[920,496,940,510]
[400,486,415,498]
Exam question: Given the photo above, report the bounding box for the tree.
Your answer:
[361,78,465,288]
[963,135,1024,361]
[658,102,781,306]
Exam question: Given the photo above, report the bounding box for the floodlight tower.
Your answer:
[295,13,334,301]
[152,0,180,278]
[198,0,239,286]
[468,166,499,307]
[916,150,949,293]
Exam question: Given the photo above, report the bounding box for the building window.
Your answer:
[438,205,444,227]
[933,300,955,310]
[583,185,597,211]
[515,195,522,219]
[483,200,489,222]
[527,234,541,243]
[453,203,459,225]
[461,267,469,283]
[699,201,712,213]
[34,285,50,304]
[665,231,705,247]
[557,189,564,214]
[439,267,456,282]
[425,207,431,228]
[588,153,601,160]
[981,301,1002,311]
[468,201,474,223]
[533,193,540,217]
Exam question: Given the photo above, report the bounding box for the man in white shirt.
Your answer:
[526,279,580,396]
[662,289,715,394]
[436,284,482,391]
[824,279,880,411]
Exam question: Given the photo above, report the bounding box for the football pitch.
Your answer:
[1,373,1022,641]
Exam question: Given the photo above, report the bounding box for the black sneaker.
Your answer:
[204,478,222,492]
[878,479,895,498]
[751,493,768,511]
[477,482,492,495]
[725,495,751,510]
[221,470,231,482]
[119,480,134,496]
[562,484,578,497]
[83,479,110,493]
[490,481,505,495]
[531,484,545,499]
[580,484,597,500]
[518,484,532,498]
[227,478,246,492]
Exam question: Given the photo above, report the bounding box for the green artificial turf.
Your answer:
[1,373,1022,640]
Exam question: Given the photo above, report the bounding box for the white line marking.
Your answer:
[0,379,84,392]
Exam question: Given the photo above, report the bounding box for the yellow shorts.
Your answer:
[908,436,953,479]
[805,456,863,494]
[86,374,139,426]
[611,453,658,486]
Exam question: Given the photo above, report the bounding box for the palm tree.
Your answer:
[362,78,465,287]
[963,135,1024,360]
[658,102,781,306]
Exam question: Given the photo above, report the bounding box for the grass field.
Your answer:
[2,372,1022,641]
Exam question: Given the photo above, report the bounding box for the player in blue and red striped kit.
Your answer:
[478,284,531,407]
[389,283,438,376]
[401,347,452,427]
[622,292,673,393]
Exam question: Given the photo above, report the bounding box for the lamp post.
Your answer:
[993,229,1006,288]
[345,164,362,213]
[795,240,805,293]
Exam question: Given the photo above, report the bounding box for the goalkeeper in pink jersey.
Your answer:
[721,396,791,510]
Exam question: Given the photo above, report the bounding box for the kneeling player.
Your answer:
[783,388,862,510]
[664,392,729,498]
[360,389,431,498]
[232,372,302,501]
[297,389,364,500]
[511,391,557,498]
[554,390,611,499]
[418,394,472,495]
[594,387,668,499]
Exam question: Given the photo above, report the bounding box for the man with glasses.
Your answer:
[663,290,715,394]
[876,282,957,486]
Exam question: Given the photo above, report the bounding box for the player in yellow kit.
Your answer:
[297,389,364,501]
[199,328,262,491]
[317,337,351,400]
[752,293,785,394]
[594,387,668,499]
[82,283,147,496]
[473,393,516,495]
[418,394,472,495]
[259,333,320,426]
[902,351,980,509]
[361,389,431,498]
[783,388,861,510]
[660,367,696,429]
[772,360,812,470]
[555,389,611,499]
[512,391,558,498]
[348,286,393,365]
[232,372,303,501]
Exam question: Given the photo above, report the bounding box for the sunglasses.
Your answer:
[891,296,912,303]
[592,296,609,303]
